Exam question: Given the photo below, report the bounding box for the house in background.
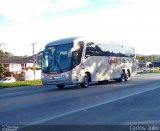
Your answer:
[138,62,152,69]
[0,56,41,81]
[149,61,160,69]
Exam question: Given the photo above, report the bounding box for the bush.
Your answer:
[0,79,42,88]
[152,69,160,73]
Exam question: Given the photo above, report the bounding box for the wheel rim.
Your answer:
[126,72,129,80]
[57,85,64,88]
[84,76,89,87]
[121,73,125,82]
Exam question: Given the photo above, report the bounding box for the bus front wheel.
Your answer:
[57,84,65,89]
[80,75,89,88]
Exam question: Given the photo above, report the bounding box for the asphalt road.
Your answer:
[0,73,160,130]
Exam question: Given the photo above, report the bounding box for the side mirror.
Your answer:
[71,46,80,52]
[72,51,78,66]
[72,51,78,57]
[85,55,90,59]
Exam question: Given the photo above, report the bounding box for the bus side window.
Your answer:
[72,51,79,65]
[72,42,84,66]
[85,42,96,57]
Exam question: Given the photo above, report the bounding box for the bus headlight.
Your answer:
[65,74,70,78]
[62,74,70,79]
[41,74,45,78]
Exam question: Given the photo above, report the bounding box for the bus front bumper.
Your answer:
[41,73,72,85]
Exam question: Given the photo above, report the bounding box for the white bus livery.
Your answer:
[41,37,137,89]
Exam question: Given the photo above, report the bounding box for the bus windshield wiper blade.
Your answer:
[54,56,63,73]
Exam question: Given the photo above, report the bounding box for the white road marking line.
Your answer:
[29,85,160,125]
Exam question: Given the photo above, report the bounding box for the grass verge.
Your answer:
[0,79,42,89]
[137,69,160,74]
[151,70,160,73]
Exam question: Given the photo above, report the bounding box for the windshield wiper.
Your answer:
[55,59,63,73]
[54,54,63,73]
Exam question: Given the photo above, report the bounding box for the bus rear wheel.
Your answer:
[80,74,89,88]
[117,71,126,82]
[57,84,65,89]
[125,71,130,81]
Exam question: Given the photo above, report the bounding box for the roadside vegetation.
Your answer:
[137,69,160,74]
[136,54,160,62]
[0,43,42,89]
[0,79,42,88]
[151,69,160,73]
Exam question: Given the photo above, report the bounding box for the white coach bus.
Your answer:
[41,37,137,89]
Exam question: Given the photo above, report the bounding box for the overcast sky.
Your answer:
[0,0,160,56]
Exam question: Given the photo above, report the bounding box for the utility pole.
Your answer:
[152,55,154,72]
[31,43,37,80]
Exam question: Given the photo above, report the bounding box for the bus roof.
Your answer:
[46,37,81,47]
[45,36,134,51]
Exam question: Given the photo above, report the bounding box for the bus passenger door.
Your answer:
[108,57,121,79]
[82,56,97,81]
[82,42,98,81]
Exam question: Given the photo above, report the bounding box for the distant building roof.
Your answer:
[0,56,34,64]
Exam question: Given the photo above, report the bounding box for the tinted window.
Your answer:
[72,41,84,65]
[85,42,135,57]
[42,43,73,73]
[85,42,97,56]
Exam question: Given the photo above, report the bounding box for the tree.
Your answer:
[0,42,5,47]
[136,55,142,62]
[0,62,4,79]
[0,42,28,58]
[0,49,14,58]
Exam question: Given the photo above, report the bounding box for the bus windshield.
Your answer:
[42,43,73,73]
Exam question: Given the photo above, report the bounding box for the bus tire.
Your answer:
[125,70,130,81]
[80,74,89,88]
[57,84,65,89]
[42,83,47,86]
[117,71,126,82]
